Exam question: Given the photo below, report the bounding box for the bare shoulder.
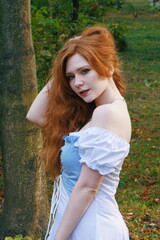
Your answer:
[91,104,118,127]
[90,103,131,142]
[93,104,114,115]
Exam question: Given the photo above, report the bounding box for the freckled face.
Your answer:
[65,53,108,105]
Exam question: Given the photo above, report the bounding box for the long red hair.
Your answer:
[43,26,126,179]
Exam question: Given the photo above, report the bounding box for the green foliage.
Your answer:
[79,0,118,18]
[108,22,127,51]
[4,235,38,240]
[150,4,160,12]
[31,0,127,89]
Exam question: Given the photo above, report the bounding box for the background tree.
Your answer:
[72,0,79,21]
[0,0,48,238]
[115,0,122,9]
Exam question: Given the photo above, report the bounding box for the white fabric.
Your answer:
[73,127,130,175]
[46,127,130,240]
[45,176,61,240]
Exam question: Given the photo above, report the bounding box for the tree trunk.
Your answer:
[0,0,49,238]
[115,0,122,9]
[72,0,79,21]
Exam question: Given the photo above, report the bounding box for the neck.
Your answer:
[95,78,123,106]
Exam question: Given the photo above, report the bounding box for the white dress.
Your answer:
[46,127,130,240]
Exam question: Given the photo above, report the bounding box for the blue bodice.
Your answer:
[60,135,81,196]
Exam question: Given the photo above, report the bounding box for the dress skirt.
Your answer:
[46,178,129,240]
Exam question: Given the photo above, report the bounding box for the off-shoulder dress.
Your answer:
[46,127,130,240]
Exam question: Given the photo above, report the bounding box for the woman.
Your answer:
[27,26,131,240]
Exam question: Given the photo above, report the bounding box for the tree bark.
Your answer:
[0,0,49,238]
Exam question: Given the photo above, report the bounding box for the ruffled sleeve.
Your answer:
[73,127,130,175]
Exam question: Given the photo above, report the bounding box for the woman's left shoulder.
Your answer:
[94,104,115,113]
[91,104,119,125]
[90,104,131,142]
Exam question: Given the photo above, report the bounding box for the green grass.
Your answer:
[110,1,160,239]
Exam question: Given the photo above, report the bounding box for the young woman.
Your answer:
[27,26,131,240]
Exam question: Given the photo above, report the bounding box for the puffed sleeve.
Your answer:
[73,127,130,175]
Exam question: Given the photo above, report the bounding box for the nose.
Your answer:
[74,75,84,87]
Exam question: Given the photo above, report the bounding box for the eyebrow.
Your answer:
[66,65,90,75]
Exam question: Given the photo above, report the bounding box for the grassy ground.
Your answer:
[0,0,159,239]
[109,0,160,239]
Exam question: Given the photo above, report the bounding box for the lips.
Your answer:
[79,89,90,96]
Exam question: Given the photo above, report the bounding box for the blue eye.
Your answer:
[66,75,74,81]
[81,68,90,74]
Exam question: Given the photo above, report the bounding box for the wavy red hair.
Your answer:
[43,26,126,179]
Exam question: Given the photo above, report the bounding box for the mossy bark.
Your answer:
[0,0,49,238]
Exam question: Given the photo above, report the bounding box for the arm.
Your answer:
[26,80,53,127]
[55,164,103,240]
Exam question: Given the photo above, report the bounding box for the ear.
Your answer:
[109,66,114,76]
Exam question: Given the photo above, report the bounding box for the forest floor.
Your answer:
[0,0,160,239]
